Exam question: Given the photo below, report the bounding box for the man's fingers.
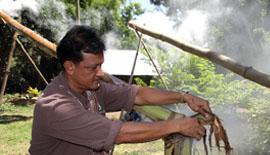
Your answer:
[193,122,206,140]
[198,108,209,118]
[204,101,212,113]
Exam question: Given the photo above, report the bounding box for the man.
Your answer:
[29,25,212,155]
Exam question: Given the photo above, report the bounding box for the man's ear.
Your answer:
[63,61,75,75]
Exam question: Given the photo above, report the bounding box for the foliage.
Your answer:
[134,77,155,88]
[26,87,41,98]
[0,102,16,113]
[116,2,144,48]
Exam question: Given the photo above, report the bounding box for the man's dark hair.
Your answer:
[57,25,106,67]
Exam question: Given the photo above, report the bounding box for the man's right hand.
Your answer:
[116,116,206,144]
[175,117,206,140]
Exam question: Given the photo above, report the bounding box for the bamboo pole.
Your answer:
[128,21,270,89]
[0,10,57,57]
[16,38,48,85]
[0,31,18,103]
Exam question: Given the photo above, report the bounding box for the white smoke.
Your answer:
[103,31,121,49]
[135,11,175,36]
[0,0,109,42]
[176,9,209,47]
[135,0,270,74]
[36,0,74,41]
[0,0,39,16]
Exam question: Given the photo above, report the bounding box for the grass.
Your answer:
[114,140,164,155]
[0,101,34,155]
[0,98,164,155]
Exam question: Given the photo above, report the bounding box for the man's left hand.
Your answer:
[183,93,212,117]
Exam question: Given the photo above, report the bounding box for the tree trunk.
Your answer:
[128,21,270,89]
[76,0,81,25]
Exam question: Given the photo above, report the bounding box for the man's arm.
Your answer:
[115,86,210,144]
[135,87,185,105]
[115,117,205,144]
[134,86,211,116]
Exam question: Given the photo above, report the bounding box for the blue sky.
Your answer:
[131,0,156,10]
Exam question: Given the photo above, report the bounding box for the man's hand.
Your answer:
[175,117,206,140]
[183,93,212,117]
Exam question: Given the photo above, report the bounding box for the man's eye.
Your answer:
[85,65,97,71]
[88,66,96,70]
[85,64,101,71]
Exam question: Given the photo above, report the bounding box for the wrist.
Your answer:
[180,91,189,103]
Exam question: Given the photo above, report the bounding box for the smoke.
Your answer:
[135,11,176,36]
[176,9,209,47]
[0,0,39,16]
[36,0,74,42]
[0,0,72,41]
[136,0,270,74]
[214,105,257,154]
[0,0,117,44]
[104,31,121,49]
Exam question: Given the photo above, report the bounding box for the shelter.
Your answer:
[102,49,157,83]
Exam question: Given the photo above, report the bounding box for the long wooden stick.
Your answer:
[0,31,18,103]
[16,38,48,85]
[128,32,143,84]
[128,21,270,88]
[0,10,57,57]
[134,30,168,89]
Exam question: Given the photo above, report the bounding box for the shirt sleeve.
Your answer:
[97,82,139,112]
[43,96,122,151]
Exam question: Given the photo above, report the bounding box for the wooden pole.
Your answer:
[76,0,81,25]
[128,33,143,84]
[128,21,270,89]
[16,38,48,85]
[0,10,57,57]
[0,31,18,103]
[134,30,168,89]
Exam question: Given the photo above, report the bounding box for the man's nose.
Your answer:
[96,67,104,77]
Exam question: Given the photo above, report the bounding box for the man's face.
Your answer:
[66,52,104,92]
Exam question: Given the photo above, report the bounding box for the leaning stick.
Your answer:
[128,21,270,89]
[0,31,18,103]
